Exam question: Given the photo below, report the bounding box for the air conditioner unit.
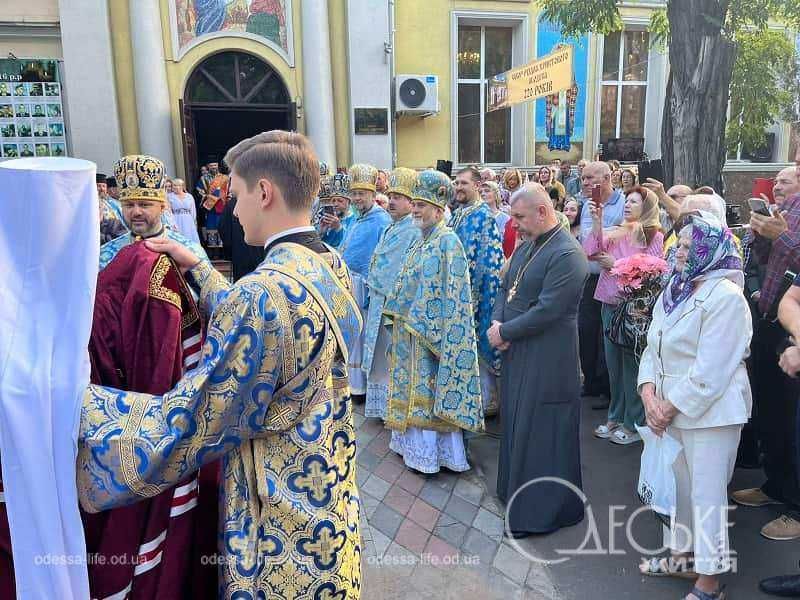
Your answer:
[395,74,439,115]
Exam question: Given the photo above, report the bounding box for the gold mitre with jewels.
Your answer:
[387,167,418,199]
[348,163,378,192]
[115,155,167,203]
[413,169,453,209]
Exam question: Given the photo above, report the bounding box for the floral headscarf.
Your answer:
[661,212,743,316]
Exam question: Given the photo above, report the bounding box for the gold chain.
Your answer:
[507,228,560,301]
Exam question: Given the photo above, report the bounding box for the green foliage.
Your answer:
[537,0,622,38]
[726,30,797,155]
[649,9,670,51]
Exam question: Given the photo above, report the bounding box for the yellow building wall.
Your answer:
[393,1,661,168]
[329,0,351,168]
[394,0,543,169]
[108,0,140,155]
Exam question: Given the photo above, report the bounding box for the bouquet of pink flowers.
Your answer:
[606,254,670,359]
[610,254,670,293]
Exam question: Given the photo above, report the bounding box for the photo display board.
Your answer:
[0,59,66,159]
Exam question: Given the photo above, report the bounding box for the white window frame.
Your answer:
[596,26,651,156]
[451,11,529,167]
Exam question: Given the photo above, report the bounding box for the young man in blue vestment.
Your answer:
[384,170,485,474]
[338,164,392,399]
[449,166,504,417]
[363,167,420,419]
[78,131,364,599]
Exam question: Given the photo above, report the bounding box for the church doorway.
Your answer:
[181,51,295,186]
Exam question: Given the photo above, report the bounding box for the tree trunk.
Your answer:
[662,0,736,192]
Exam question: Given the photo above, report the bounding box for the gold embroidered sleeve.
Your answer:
[188,260,231,316]
[77,280,284,512]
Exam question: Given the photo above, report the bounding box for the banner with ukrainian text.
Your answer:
[487,45,574,112]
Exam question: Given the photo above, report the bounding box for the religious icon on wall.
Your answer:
[174,0,290,56]
[545,85,578,152]
[534,18,588,164]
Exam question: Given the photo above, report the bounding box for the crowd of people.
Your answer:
[310,153,800,600]
[2,131,800,600]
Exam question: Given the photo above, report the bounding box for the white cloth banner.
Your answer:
[0,157,97,599]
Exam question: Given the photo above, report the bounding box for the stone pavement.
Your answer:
[353,402,559,599]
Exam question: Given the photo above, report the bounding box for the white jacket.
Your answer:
[638,278,753,429]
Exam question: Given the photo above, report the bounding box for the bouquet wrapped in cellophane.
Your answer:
[606,254,670,359]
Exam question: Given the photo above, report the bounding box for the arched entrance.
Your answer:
[180,51,295,185]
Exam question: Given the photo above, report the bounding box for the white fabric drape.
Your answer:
[0,157,97,599]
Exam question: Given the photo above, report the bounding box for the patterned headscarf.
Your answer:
[661,212,743,316]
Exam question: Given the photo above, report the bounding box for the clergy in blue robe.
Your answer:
[99,155,210,272]
[318,172,358,249]
[78,131,363,599]
[384,170,484,474]
[363,167,420,419]
[338,163,392,396]
[450,166,504,416]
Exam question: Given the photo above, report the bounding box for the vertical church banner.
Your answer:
[534,19,588,164]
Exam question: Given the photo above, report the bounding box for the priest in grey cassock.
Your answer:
[487,183,589,538]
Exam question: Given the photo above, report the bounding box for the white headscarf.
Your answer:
[0,158,97,598]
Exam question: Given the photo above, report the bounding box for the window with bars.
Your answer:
[456,24,513,164]
[599,30,649,149]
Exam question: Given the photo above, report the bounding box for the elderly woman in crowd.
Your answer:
[584,186,664,444]
[663,194,738,265]
[480,180,511,233]
[481,167,498,183]
[638,213,750,600]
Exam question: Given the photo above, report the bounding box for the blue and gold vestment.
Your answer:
[79,242,364,600]
[382,221,484,434]
[362,213,420,377]
[448,201,503,373]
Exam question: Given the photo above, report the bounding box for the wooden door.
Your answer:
[179,99,198,187]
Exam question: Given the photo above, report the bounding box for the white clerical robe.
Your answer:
[0,157,97,599]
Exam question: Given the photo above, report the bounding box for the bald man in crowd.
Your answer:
[577,162,625,405]
[489,183,589,536]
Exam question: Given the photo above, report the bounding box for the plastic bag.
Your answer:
[636,425,683,526]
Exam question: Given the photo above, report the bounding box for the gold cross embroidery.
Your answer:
[295,460,338,503]
[302,527,343,567]
[296,324,314,365]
